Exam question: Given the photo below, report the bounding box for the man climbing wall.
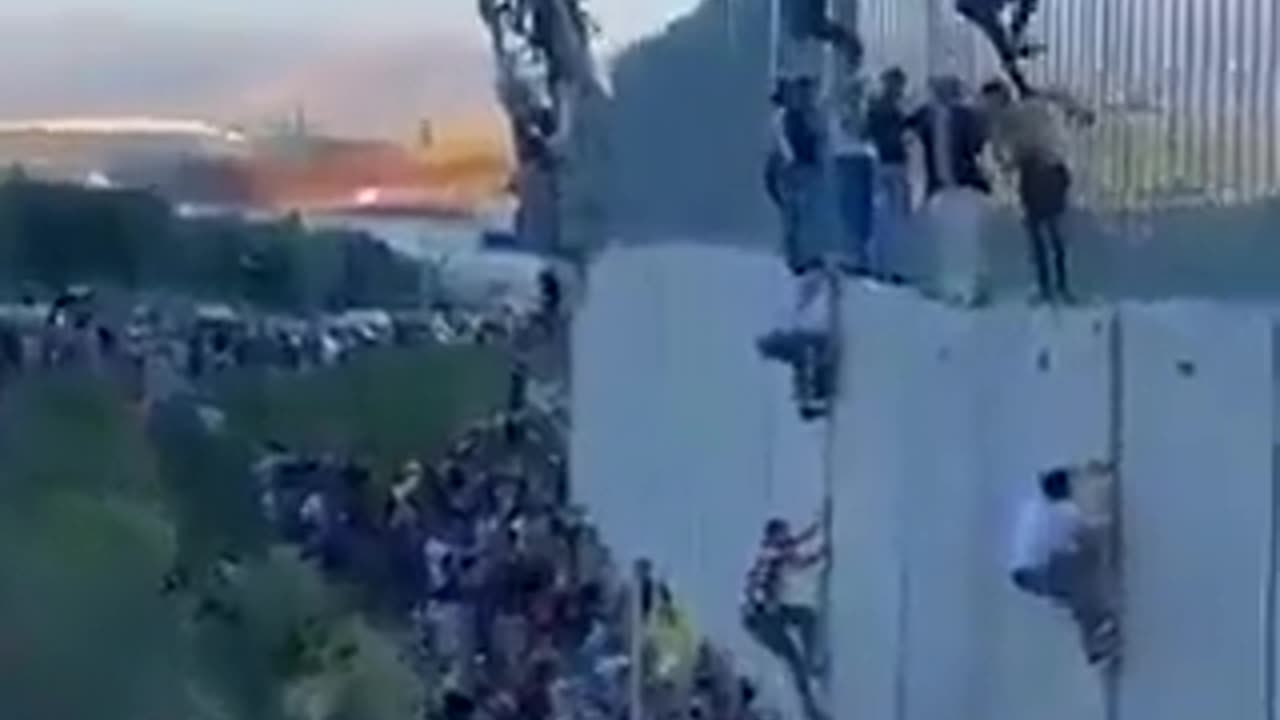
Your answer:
[1008,463,1121,665]
[741,516,830,720]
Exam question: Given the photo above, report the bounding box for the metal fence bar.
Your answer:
[855,0,1277,206]
[1264,0,1274,192]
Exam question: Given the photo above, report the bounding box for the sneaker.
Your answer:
[799,401,829,422]
[1016,40,1048,58]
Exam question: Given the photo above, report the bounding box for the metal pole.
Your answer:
[1103,312,1125,720]
[628,565,644,720]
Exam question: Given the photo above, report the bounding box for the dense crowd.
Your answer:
[253,387,779,720]
[0,286,548,401]
[3,278,787,720]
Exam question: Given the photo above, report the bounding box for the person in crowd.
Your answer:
[742,516,828,720]
[866,67,913,221]
[907,76,991,198]
[1009,462,1120,665]
[782,0,864,67]
[980,77,1094,303]
[829,56,878,276]
[765,77,824,276]
[538,267,563,328]
[908,76,994,305]
[0,323,22,388]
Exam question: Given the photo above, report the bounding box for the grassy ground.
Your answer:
[0,344,506,720]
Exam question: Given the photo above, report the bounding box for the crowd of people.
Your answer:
[251,383,783,720]
[761,0,1098,422]
[0,284,557,404]
[768,64,1094,304]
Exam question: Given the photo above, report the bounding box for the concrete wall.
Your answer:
[570,244,824,711]
[1117,305,1275,720]
[572,244,1278,720]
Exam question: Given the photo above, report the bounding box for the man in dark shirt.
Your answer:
[906,78,992,197]
[907,77,994,305]
[866,67,912,216]
[764,77,824,275]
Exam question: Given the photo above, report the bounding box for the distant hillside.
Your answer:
[0,12,496,139]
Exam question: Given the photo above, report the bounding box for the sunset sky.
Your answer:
[0,1,703,140]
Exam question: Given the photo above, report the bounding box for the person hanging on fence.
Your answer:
[1008,462,1120,665]
[979,78,1095,304]
[954,0,1045,95]
[741,515,828,720]
[781,0,864,68]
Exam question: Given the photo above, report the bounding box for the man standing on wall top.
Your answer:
[980,78,1095,304]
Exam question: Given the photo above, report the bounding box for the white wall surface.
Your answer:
[570,244,824,711]
[572,245,1278,720]
[1117,304,1275,720]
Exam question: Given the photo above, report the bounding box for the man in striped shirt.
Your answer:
[741,516,828,720]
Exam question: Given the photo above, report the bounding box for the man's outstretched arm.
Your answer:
[1035,86,1097,127]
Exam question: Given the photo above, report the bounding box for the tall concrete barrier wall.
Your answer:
[572,244,1278,720]
[569,245,824,710]
[1118,305,1275,720]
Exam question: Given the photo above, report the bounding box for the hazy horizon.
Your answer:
[0,0,697,48]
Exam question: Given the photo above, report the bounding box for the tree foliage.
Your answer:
[0,344,502,720]
[0,179,420,310]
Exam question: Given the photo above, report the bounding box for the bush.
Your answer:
[0,179,421,310]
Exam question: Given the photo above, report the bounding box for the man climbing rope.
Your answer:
[979,78,1095,304]
[741,516,829,720]
[955,0,1044,95]
[1009,463,1120,665]
[756,268,836,421]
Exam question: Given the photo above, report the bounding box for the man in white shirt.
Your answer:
[1009,464,1119,665]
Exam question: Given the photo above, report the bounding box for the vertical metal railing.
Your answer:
[857,0,1279,209]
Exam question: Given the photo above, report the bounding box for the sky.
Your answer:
[0,0,701,137]
[3,0,699,50]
